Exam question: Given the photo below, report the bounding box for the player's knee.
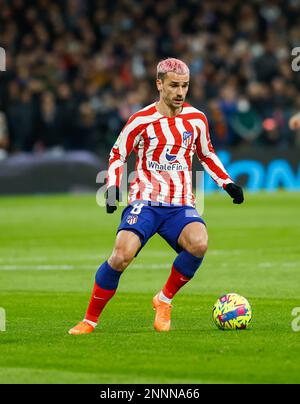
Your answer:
[188,238,208,258]
[108,248,134,271]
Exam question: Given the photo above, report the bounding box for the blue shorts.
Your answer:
[117,202,206,256]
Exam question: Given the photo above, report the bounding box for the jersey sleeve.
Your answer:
[106,116,142,189]
[195,113,233,189]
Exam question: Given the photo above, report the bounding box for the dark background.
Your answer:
[0,0,299,193]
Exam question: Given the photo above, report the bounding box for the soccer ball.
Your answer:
[212,293,252,330]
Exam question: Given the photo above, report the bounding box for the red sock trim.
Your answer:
[85,282,116,323]
[162,265,191,299]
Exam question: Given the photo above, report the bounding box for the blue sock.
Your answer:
[173,250,203,279]
[95,261,122,290]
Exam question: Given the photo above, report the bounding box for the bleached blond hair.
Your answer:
[157,58,190,81]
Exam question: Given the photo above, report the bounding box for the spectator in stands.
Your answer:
[71,101,99,151]
[0,0,299,155]
[289,112,300,130]
[231,97,263,144]
[0,111,9,158]
[6,87,36,152]
[35,92,63,151]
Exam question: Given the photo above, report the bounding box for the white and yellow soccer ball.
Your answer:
[212,293,252,330]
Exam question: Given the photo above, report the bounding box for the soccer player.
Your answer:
[289,112,300,130]
[69,58,244,335]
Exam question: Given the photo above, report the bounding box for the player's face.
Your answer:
[157,72,190,110]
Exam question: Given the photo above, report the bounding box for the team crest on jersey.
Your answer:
[183,131,193,146]
[127,214,138,225]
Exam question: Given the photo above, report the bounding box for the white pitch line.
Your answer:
[0,265,76,271]
[1,261,298,271]
[0,263,170,271]
[282,262,299,268]
[0,251,175,264]
[131,264,169,269]
[209,249,246,255]
[0,256,107,263]
[258,262,274,268]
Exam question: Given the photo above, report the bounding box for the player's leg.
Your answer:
[160,222,207,300]
[160,222,207,303]
[154,208,207,331]
[68,230,141,335]
[69,203,159,334]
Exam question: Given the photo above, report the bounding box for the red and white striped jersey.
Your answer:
[107,102,233,207]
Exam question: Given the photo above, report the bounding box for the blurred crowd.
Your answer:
[1,0,300,157]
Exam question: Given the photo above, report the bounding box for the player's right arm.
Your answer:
[195,112,244,204]
[105,115,142,213]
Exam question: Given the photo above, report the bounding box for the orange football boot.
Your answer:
[152,293,172,332]
[68,321,95,335]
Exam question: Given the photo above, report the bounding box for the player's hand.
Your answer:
[289,112,300,130]
[105,186,121,214]
[225,183,244,204]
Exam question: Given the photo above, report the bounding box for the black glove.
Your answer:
[225,183,244,204]
[105,186,121,214]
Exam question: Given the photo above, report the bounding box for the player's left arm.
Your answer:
[195,113,244,204]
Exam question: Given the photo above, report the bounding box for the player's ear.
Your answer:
[156,79,163,92]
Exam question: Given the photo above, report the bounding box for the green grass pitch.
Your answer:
[0,192,299,384]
